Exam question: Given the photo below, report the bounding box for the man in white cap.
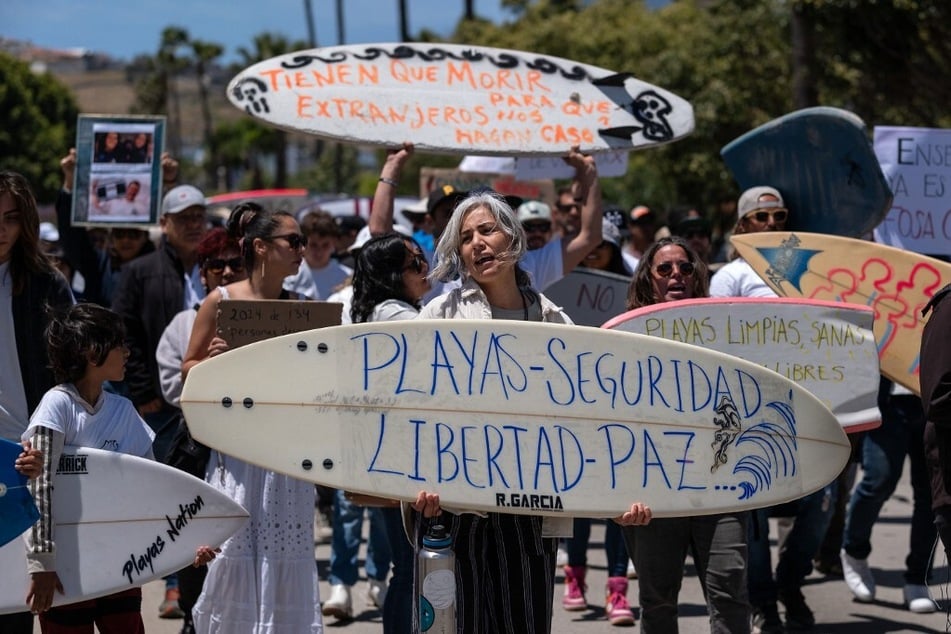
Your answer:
[112,183,210,620]
[112,184,208,475]
[517,200,553,251]
[709,186,788,297]
[711,185,836,633]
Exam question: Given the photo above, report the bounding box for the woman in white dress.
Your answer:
[183,202,322,633]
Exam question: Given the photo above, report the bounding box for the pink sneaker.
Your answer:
[562,565,587,611]
[606,577,635,626]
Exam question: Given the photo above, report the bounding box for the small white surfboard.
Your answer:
[603,298,881,432]
[227,42,695,156]
[181,320,848,519]
[0,447,248,614]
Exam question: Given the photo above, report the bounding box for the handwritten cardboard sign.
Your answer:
[542,268,632,326]
[217,300,342,348]
[873,126,951,255]
[226,43,694,156]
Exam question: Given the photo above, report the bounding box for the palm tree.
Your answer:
[191,39,224,185]
[236,34,310,187]
[159,27,190,158]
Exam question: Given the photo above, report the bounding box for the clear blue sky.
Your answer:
[4,0,514,62]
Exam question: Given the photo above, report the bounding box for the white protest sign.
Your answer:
[459,152,629,178]
[872,126,951,255]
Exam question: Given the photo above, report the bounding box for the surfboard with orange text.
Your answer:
[227,43,695,156]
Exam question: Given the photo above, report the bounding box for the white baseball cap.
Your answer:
[162,185,207,215]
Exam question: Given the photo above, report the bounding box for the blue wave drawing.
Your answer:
[732,400,799,500]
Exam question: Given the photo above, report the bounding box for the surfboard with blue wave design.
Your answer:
[181,320,848,518]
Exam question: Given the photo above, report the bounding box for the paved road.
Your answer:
[87,458,949,632]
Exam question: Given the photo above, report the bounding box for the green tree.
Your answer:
[0,53,79,202]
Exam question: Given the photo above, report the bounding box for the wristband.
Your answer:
[379,177,399,187]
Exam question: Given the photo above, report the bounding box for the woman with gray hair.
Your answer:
[414,191,652,633]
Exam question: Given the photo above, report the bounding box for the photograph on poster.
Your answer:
[89,173,152,220]
[72,115,165,226]
[92,130,154,164]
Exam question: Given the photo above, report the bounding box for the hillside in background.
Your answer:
[54,69,243,156]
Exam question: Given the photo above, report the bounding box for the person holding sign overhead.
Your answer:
[623,236,750,634]
[183,203,323,633]
[412,190,652,633]
[370,143,604,296]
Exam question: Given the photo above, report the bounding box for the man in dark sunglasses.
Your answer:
[710,186,836,632]
[517,201,553,251]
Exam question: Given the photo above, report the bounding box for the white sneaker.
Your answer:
[626,559,637,579]
[904,584,938,613]
[840,550,875,602]
[556,544,568,567]
[322,583,353,620]
[366,578,388,610]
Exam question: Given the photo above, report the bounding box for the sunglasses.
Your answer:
[271,233,308,249]
[653,260,695,277]
[204,256,245,275]
[523,221,551,233]
[746,209,788,224]
[556,203,581,213]
[403,252,427,274]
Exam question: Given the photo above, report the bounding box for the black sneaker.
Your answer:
[752,602,785,634]
[779,587,815,630]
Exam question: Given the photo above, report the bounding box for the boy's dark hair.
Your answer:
[46,304,127,383]
[299,210,339,238]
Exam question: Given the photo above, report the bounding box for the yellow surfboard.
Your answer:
[731,231,951,394]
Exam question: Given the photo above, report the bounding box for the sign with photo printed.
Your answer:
[71,115,166,227]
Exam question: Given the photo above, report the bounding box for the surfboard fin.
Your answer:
[599,126,643,140]
[592,73,633,87]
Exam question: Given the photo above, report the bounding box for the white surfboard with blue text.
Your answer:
[0,447,248,614]
[181,320,849,518]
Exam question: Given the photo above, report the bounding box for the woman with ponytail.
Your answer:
[182,202,322,633]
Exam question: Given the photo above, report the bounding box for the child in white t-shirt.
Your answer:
[20,304,215,630]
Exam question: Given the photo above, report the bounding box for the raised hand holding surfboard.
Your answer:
[227,43,694,155]
[181,320,849,519]
[731,231,951,394]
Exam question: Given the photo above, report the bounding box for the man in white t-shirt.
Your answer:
[709,186,788,299]
[300,210,353,299]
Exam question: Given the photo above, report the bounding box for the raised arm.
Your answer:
[560,147,602,274]
[369,143,414,236]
